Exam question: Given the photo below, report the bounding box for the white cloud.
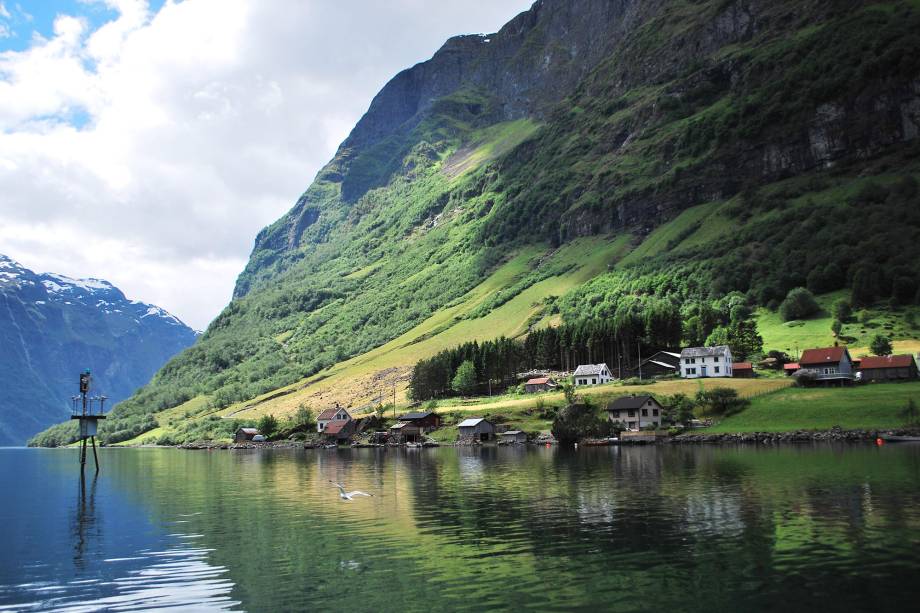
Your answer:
[0,0,534,330]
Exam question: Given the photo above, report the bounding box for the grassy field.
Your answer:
[706,381,920,433]
[421,377,793,437]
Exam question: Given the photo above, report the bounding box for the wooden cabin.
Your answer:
[458,418,495,442]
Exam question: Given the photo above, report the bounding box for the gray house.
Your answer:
[458,418,495,442]
[606,395,664,431]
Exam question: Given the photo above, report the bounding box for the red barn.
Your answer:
[732,362,754,378]
[857,354,919,382]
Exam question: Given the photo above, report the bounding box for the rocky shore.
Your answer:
[672,426,920,444]
[177,440,316,450]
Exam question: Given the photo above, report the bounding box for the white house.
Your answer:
[316,405,352,433]
[573,363,613,386]
[680,346,733,378]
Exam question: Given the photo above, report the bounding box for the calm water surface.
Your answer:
[2,444,920,611]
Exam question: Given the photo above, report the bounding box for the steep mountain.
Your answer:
[33,0,920,445]
[0,255,197,445]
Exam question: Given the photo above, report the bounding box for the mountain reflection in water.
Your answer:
[1,444,919,611]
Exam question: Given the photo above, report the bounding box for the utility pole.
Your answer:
[637,342,643,380]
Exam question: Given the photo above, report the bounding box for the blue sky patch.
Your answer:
[0,1,166,53]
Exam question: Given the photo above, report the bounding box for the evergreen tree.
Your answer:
[870,334,893,356]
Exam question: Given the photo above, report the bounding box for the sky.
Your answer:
[0,0,533,330]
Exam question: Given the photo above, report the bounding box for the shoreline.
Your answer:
[672,426,920,444]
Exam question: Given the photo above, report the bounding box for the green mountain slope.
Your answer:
[32,0,920,445]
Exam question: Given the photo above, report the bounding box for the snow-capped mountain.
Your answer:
[0,254,198,445]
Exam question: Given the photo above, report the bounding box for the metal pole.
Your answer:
[638,342,642,380]
[91,436,99,473]
[80,438,87,470]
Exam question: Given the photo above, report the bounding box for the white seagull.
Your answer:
[329,480,373,501]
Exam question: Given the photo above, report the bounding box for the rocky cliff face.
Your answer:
[0,255,198,445]
[240,0,920,297]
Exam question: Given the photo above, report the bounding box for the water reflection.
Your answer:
[2,445,920,612]
[72,472,99,571]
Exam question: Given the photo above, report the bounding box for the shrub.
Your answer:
[695,388,750,417]
[831,319,843,337]
[870,334,893,356]
[779,287,820,322]
[833,299,852,322]
[258,414,279,438]
[551,403,604,446]
[902,398,920,427]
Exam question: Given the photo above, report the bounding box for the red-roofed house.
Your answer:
[525,377,558,393]
[857,354,919,382]
[732,362,754,378]
[798,346,855,385]
[323,419,355,441]
[783,362,800,376]
[317,405,352,433]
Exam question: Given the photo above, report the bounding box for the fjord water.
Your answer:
[2,445,920,612]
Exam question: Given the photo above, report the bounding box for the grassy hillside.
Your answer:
[31,0,920,447]
[706,382,920,433]
[757,290,920,355]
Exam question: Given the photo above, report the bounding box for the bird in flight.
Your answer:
[329,480,373,501]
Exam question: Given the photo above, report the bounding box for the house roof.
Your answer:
[607,395,657,411]
[646,360,677,369]
[525,377,555,385]
[681,346,731,358]
[733,362,753,370]
[237,428,259,434]
[858,354,916,369]
[390,422,418,430]
[318,408,348,421]
[573,363,610,376]
[799,347,849,365]
[783,362,801,371]
[458,418,488,428]
[324,420,351,435]
[643,351,681,364]
[501,430,524,436]
[398,411,435,421]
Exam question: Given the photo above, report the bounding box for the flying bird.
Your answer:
[329,480,373,501]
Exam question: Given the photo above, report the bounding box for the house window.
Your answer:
[628,410,635,417]
[592,378,597,384]
[715,366,720,374]
[685,358,690,364]
[642,409,648,417]
[652,409,659,417]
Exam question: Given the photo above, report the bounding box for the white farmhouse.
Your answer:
[573,363,613,386]
[680,346,733,378]
[316,405,352,433]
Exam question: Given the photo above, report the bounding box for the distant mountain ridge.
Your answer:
[0,254,197,445]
